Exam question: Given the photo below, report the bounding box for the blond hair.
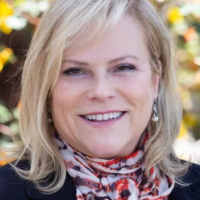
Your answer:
[1,0,188,194]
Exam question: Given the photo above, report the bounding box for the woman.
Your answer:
[0,0,199,199]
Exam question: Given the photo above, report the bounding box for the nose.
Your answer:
[87,76,116,102]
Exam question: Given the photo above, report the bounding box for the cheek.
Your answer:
[118,74,154,124]
[118,74,154,104]
[50,81,75,126]
[50,81,81,139]
[52,80,78,99]
[51,79,84,108]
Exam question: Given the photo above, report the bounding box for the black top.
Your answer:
[0,161,200,200]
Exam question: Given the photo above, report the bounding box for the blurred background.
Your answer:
[0,0,200,166]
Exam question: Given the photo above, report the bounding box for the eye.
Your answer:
[115,64,136,72]
[63,68,84,76]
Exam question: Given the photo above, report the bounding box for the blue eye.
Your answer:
[115,65,136,72]
[63,68,84,76]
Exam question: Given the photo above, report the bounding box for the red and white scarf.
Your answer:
[55,132,174,200]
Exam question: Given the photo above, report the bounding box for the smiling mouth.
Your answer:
[80,111,127,122]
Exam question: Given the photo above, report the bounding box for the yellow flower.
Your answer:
[0,59,4,73]
[184,114,197,128]
[168,7,183,24]
[0,0,13,34]
[0,17,12,34]
[0,48,13,64]
[0,48,13,72]
[178,122,187,139]
[0,1,13,18]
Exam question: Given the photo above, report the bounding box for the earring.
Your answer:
[47,101,53,125]
[152,99,159,122]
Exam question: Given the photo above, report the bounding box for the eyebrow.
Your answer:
[62,55,138,66]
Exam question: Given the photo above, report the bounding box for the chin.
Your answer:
[87,142,127,159]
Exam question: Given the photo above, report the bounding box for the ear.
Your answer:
[152,60,162,98]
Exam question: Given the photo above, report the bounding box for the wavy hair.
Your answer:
[1,0,188,194]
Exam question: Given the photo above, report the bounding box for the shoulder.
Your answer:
[0,160,76,200]
[169,162,200,200]
[0,161,29,200]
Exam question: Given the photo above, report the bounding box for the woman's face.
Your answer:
[51,15,160,158]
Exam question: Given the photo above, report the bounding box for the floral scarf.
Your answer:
[55,132,174,200]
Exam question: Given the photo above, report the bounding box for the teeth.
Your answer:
[109,113,113,119]
[97,115,103,121]
[103,114,109,120]
[84,112,124,121]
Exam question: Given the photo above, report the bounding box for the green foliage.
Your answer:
[0,104,12,123]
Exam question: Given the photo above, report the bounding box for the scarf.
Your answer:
[55,132,174,200]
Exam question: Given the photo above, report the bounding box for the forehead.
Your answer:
[64,15,149,64]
